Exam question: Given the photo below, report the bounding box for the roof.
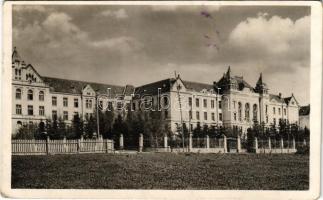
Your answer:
[42,76,134,97]
[134,78,216,98]
[269,94,285,103]
[12,47,22,63]
[183,81,214,92]
[134,78,175,97]
[299,105,310,116]
[234,76,254,90]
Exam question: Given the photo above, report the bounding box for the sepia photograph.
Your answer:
[1,1,322,199]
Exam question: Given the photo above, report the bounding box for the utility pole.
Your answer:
[174,71,185,151]
[96,95,100,138]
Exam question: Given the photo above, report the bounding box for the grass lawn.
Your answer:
[12,153,309,190]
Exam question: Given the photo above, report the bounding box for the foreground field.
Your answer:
[12,153,309,190]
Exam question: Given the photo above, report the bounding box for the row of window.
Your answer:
[15,89,45,101]
[188,111,223,121]
[188,97,221,109]
[16,105,45,116]
[15,89,93,109]
[16,104,92,121]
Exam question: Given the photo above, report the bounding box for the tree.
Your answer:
[192,123,202,138]
[99,108,114,139]
[84,115,97,139]
[71,114,83,139]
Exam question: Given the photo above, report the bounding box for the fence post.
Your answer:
[139,133,143,152]
[32,138,36,152]
[46,136,50,155]
[106,139,109,153]
[223,135,227,153]
[80,135,84,152]
[206,135,210,149]
[254,137,258,153]
[63,136,67,152]
[303,138,307,146]
[280,137,284,153]
[189,133,193,152]
[268,137,272,151]
[77,138,81,153]
[292,137,296,150]
[237,135,241,153]
[164,135,168,150]
[119,134,124,150]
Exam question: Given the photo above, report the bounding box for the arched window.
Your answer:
[27,89,33,100]
[253,104,258,122]
[238,102,242,121]
[245,103,250,122]
[39,91,44,101]
[16,88,21,99]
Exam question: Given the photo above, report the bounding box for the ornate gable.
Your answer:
[82,84,96,96]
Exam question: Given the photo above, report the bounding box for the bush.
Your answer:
[296,145,309,155]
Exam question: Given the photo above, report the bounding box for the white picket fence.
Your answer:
[12,138,114,155]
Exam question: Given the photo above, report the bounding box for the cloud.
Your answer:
[99,8,128,19]
[90,36,143,53]
[224,14,310,72]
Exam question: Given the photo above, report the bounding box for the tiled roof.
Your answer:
[299,105,310,116]
[182,81,214,92]
[134,78,175,97]
[134,78,216,98]
[269,94,285,103]
[42,76,133,97]
[284,97,292,104]
[234,76,254,90]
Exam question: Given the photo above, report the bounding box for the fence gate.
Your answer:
[227,137,237,153]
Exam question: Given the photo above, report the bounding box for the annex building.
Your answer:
[12,48,301,135]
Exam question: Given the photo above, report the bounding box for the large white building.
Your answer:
[12,48,301,135]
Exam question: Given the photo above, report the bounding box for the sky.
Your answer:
[13,5,310,105]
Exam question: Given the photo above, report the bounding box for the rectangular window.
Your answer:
[233,101,236,109]
[188,97,192,107]
[63,97,68,107]
[196,98,200,107]
[273,107,276,115]
[203,99,207,108]
[278,108,281,115]
[218,101,222,109]
[211,100,215,108]
[266,116,269,123]
[132,102,136,111]
[204,112,207,120]
[219,113,223,121]
[63,111,68,120]
[16,104,22,115]
[74,98,79,108]
[284,108,287,116]
[86,99,92,109]
[108,101,113,110]
[164,111,168,119]
[265,105,268,114]
[273,118,276,125]
[28,105,33,115]
[52,110,57,120]
[196,111,200,120]
[52,96,57,106]
[39,106,45,116]
[189,110,192,119]
[234,113,237,121]
[211,113,215,121]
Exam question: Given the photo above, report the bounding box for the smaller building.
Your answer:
[299,105,310,129]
